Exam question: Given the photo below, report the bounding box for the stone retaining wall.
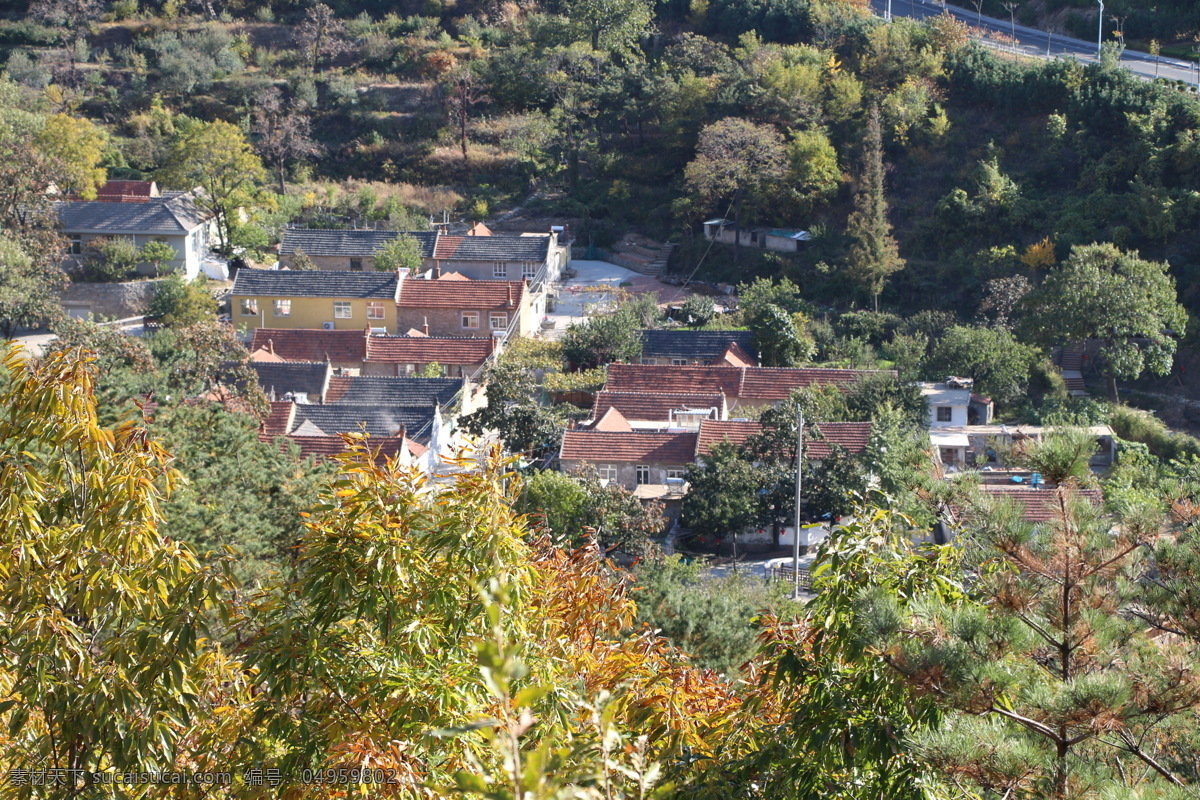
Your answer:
[58,279,163,321]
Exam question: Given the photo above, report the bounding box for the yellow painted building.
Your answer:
[231,269,400,332]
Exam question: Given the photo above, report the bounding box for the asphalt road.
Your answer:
[867,0,1200,87]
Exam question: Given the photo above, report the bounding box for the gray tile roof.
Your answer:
[640,330,757,361]
[231,269,398,299]
[56,192,211,235]
[436,235,550,261]
[279,229,438,258]
[249,361,329,400]
[291,403,435,439]
[324,375,463,407]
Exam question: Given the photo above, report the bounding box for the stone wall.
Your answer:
[58,279,163,321]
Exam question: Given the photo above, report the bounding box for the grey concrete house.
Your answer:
[57,190,216,281]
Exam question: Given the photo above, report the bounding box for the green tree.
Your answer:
[373,233,424,273]
[683,443,768,552]
[785,128,841,213]
[83,235,142,282]
[159,120,266,256]
[522,468,665,555]
[749,304,814,367]
[927,325,1040,408]
[1021,243,1187,401]
[680,293,717,327]
[685,118,786,265]
[874,430,1200,797]
[0,233,65,338]
[563,0,654,55]
[0,345,233,784]
[138,240,177,277]
[561,296,655,369]
[148,273,218,327]
[845,106,904,312]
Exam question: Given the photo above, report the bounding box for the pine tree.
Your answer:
[845,106,904,312]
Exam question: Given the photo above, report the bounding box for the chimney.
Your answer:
[433,263,441,279]
[268,339,274,355]
[422,317,429,336]
[394,267,407,304]
[506,283,513,307]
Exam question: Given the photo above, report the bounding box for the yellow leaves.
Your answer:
[1021,236,1057,270]
[826,54,842,74]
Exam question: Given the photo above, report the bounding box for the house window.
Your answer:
[489,312,508,330]
[274,299,291,317]
[366,301,385,320]
[461,311,480,329]
[350,258,363,271]
[522,262,538,279]
[492,262,507,278]
[671,358,688,366]
[666,469,686,481]
[936,407,953,422]
[597,466,618,483]
[635,465,651,485]
[70,236,82,255]
[240,298,258,316]
[333,301,353,319]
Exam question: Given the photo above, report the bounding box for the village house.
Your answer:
[589,390,729,430]
[278,227,568,289]
[602,364,895,411]
[919,379,995,465]
[259,399,435,468]
[247,327,497,378]
[231,270,399,332]
[56,186,218,283]
[395,274,538,339]
[639,330,758,367]
[702,219,811,253]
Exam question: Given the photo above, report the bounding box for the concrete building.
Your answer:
[231,270,399,332]
[702,219,812,253]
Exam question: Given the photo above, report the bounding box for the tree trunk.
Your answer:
[732,189,742,267]
[1107,374,1120,403]
[1054,737,1069,800]
[277,161,287,195]
[460,107,469,162]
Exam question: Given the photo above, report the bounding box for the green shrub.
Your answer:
[1110,405,1200,462]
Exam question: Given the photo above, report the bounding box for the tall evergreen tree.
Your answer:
[845,106,904,312]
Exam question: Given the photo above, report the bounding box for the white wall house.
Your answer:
[57,190,217,281]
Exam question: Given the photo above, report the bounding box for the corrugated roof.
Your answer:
[56,191,210,234]
[560,430,699,463]
[323,375,462,407]
[249,328,368,363]
[365,335,493,366]
[592,390,725,422]
[232,269,398,299]
[279,229,438,258]
[397,278,524,309]
[641,330,757,362]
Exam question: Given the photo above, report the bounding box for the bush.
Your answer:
[84,237,142,282]
[149,274,218,327]
[4,50,52,88]
[1110,405,1200,462]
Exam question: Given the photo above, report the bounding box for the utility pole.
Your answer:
[1096,0,1104,55]
[791,409,804,599]
[886,0,892,21]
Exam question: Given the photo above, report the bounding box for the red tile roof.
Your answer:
[592,390,726,422]
[398,277,524,309]
[560,430,699,463]
[249,328,367,363]
[261,401,296,436]
[434,236,465,259]
[695,420,763,457]
[694,419,872,460]
[604,364,891,403]
[94,180,157,202]
[718,341,757,368]
[807,422,873,460]
[592,407,633,432]
[977,485,1103,524]
[365,335,493,366]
